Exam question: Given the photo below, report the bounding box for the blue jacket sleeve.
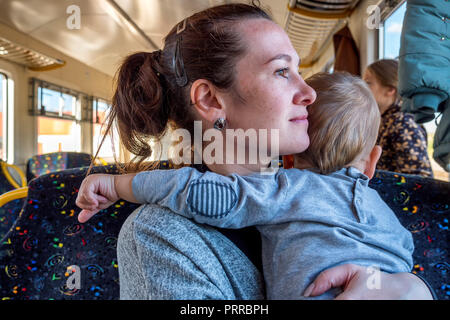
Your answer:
[398,0,450,123]
[132,167,295,228]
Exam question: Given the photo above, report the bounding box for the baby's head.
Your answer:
[295,72,381,177]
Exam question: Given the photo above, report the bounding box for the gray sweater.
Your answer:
[132,166,414,299]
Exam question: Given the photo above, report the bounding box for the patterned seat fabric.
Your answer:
[0,161,173,300]
[369,170,449,300]
[0,200,26,244]
[26,152,93,182]
[0,161,26,243]
[0,165,448,300]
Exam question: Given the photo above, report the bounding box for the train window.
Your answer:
[37,117,81,154]
[381,2,406,59]
[31,79,85,154]
[0,72,6,160]
[37,87,78,118]
[0,71,12,161]
[92,98,118,162]
[31,79,82,120]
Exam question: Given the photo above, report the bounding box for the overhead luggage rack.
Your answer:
[286,0,361,73]
[0,36,65,71]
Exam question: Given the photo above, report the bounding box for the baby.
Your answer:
[76,72,414,299]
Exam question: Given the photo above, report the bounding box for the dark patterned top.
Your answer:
[376,104,433,177]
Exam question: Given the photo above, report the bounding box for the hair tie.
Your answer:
[152,49,162,62]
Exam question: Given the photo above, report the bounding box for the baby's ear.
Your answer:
[363,145,382,179]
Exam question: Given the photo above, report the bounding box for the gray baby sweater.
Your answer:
[132,166,414,299]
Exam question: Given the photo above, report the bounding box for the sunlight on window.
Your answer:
[383,2,406,59]
[0,73,4,160]
[38,87,77,118]
[92,98,119,162]
[37,117,81,154]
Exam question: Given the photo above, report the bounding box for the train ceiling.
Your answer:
[0,0,401,76]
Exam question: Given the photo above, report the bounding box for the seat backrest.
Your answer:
[0,160,18,195]
[0,163,147,299]
[369,170,449,300]
[26,152,93,182]
[0,199,26,245]
[0,160,27,245]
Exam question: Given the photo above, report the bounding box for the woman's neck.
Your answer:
[206,161,270,176]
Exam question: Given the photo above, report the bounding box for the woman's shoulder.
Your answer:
[120,204,265,299]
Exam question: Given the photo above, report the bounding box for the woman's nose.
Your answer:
[294,82,317,106]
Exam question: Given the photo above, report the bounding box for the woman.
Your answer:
[363,59,433,177]
[81,4,434,299]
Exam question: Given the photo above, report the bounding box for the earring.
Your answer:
[213,118,227,130]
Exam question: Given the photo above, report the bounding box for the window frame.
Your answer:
[30,78,91,155]
[378,0,407,60]
[29,77,90,122]
[0,71,11,162]
[91,96,118,162]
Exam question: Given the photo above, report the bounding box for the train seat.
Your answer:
[0,164,448,299]
[369,170,449,300]
[0,161,27,244]
[0,161,173,300]
[26,152,94,182]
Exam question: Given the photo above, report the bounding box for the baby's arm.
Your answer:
[131,167,294,228]
[77,167,305,227]
[76,173,139,223]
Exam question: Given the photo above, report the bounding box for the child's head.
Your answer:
[295,71,381,176]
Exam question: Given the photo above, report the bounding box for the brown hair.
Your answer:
[296,72,380,174]
[93,2,272,173]
[366,59,398,90]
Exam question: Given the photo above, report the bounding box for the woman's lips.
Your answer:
[289,115,308,124]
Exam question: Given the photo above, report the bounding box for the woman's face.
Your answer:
[223,19,316,156]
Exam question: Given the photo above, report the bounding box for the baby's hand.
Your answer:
[76,174,119,223]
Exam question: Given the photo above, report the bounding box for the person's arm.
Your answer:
[303,264,434,300]
[398,0,450,124]
[76,173,138,223]
[131,166,292,228]
[76,167,294,226]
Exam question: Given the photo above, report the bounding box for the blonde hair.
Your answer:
[296,72,380,174]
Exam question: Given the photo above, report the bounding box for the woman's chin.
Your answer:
[282,138,310,156]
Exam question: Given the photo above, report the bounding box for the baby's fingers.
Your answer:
[78,209,99,223]
[76,193,98,210]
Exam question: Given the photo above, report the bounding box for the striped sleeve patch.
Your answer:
[187,181,237,218]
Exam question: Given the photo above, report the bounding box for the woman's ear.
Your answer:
[190,79,225,123]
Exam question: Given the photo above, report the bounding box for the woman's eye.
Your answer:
[275,68,289,79]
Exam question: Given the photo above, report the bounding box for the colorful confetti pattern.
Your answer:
[26,152,93,182]
[0,164,448,299]
[0,160,26,243]
[369,170,449,300]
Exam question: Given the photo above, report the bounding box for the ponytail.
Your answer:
[93,51,169,173]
